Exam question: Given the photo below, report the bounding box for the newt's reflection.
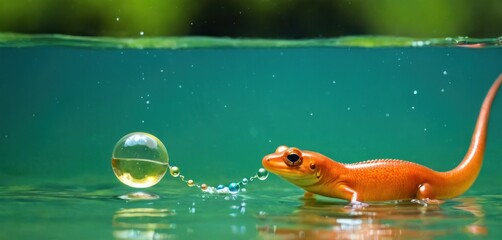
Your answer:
[257,197,487,239]
[454,197,487,235]
[112,208,175,240]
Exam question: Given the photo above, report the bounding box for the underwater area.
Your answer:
[0,35,501,239]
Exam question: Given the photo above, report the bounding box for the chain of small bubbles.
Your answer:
[167,164,268,194]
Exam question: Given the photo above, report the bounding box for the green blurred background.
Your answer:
[0,0,501,38]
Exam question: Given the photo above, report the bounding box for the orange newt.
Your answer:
[262,74,502,205]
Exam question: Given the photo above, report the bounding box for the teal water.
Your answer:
[0,40,501,239]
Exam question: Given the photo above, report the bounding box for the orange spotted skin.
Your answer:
[262,74,502,203]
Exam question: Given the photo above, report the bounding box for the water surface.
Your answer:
[0,36,501,239]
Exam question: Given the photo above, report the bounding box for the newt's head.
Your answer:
[262,146,327,189]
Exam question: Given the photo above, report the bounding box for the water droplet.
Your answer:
[178,85,182,89]
[140,31,144,36]
[228,183,240,194]
[257,168,269,180]
[332,80,336,84]
[309,112,314,116]
[385,113,390,117]
[116,17,120,21]
[441,88,445,92]
[347,107,351,111]
[413,90,418,95]
[187,179,195,187]
[443,70,448,75]
[146,100,150,104]
[170,166,180,177]
[241,178,248,185]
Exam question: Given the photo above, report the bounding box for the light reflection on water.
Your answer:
[256,197,487,239]
[106,187,490,239]
[0,182,498,239]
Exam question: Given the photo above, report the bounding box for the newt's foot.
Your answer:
[302,191,315,199]
[345,200,369,209]
[411,198,444,206]
[300,192,316,203]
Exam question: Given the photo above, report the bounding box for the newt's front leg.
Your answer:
[337,185,368,208]
[303,191,315,199]
[299,191,316,201]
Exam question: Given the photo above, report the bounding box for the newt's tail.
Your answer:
[439,74,502,198]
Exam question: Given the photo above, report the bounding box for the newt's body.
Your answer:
[262,74,502,204]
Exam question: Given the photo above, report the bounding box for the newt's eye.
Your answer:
[287,154,300,162]
[283,148,303,167]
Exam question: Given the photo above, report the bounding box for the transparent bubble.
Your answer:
[228,183,240,194]
[187,179,195,187]
[257,168,269,180]
[111,132,169,188]
[241,178,248,185]
[170,166,180,177]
